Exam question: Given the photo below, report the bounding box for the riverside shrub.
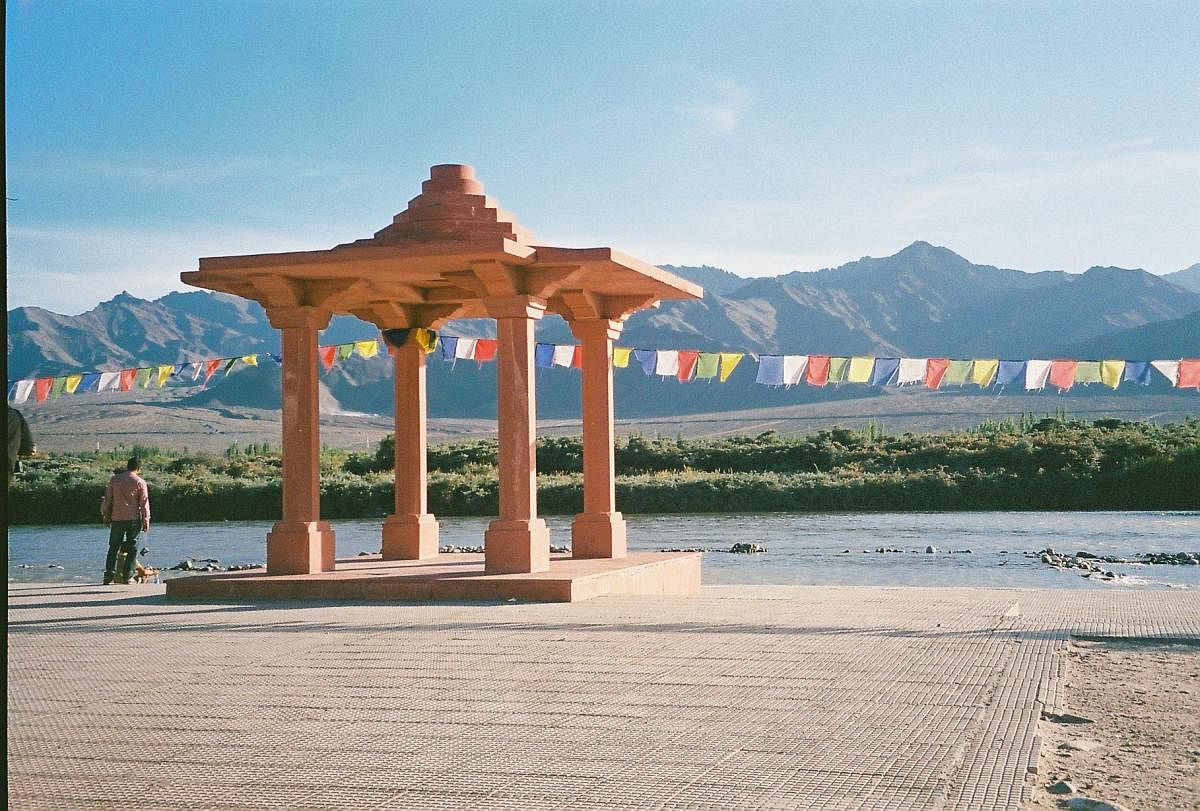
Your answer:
[6,418,1197,524]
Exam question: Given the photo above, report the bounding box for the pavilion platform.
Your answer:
[164,550,701,602]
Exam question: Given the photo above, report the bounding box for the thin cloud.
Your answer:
[5,221,355,315]
[896,142,1200,226]
[677,79,752,134]
[8,153,373,190]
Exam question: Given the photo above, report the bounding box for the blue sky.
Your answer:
[6,1,1199,314]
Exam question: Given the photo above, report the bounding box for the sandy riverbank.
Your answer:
[1026,639,1199,810]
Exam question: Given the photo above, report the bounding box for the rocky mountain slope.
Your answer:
[8,242,1199,418]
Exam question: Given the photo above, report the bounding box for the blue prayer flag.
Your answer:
[1123,361,1152,385]
[996,360,1027,386]
[78,372,101,392]
[439,336,459,362]
[869,357,900,386]
[634,349,657,376]
[535,343,554,369]
[756,356,785,385]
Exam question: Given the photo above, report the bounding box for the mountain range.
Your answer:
[8,242,1199,418]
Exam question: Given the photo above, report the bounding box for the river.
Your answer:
[8,511,1199,590]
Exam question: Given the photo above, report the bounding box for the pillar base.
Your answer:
[266,520,336,575]
[484,518,550,574]
[381,513,440,560]
[571,511,628,559]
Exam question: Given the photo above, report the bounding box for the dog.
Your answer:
[133,561,160,584]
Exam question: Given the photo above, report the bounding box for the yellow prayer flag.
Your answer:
[1100,360,1125,389]
[156,365,174,387]
[415,328,438,353]
[64,374,84,394]
[719,353,743,382]
[241,354,259,367]
[847,357,874,383]
[971,359,999,387]
[355,340,379,359]
[612,347,633,368]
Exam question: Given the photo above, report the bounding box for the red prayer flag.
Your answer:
[924,358,950,389]
[1049,359,1078,391]
[677,350,699,381]
[571,345,584,369]
[34,377,53,403]
[806,355,831,386]
[203,359,222,384]
[318,345,338,371]
[1178,359,1200,390]
[474,339,499,363]
[118,369,138,391]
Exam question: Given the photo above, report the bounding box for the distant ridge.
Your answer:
[8,242,1200,418]
[1059,311,1200,359]
[1164,262,1200,294]
[658,265,748,297]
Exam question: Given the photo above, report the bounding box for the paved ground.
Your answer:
[8,583,1199,810]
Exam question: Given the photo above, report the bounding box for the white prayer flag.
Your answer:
[551,344,575,367]
[896,358,928,385]
[782,355,809,386]
[12,380,34,404]
[1025,359,1052,390]
[1151,360,1180,386]
[655,350,680,376]
[454,338,477,360]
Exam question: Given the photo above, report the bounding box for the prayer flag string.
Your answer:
[7,328,1200,405]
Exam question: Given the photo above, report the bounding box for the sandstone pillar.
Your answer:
[483,296,550,573]
[568,319,627,558]
[382,335,439,559]
[265,306,336,574]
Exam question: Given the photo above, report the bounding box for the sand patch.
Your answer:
[1026,638,1200,809]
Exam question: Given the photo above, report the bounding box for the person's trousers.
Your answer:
[104,521,141,583]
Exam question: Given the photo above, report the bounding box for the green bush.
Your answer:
[7,418,1197,524]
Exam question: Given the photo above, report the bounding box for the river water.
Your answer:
[8,512,1199,591]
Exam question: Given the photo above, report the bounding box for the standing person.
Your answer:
[100,457,151,585]
[7,406,36,484]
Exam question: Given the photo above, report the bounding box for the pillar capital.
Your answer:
[483,295,546,320]
[568,318,624,343]
[267,305,332,331]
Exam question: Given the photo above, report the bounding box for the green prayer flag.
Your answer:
[1074,361,1103,385]
[942,360,973,386]
[49,376,68,399]
[695,352,720,379]
[828,357,849,384]
[337,343,354,361]
[136,367,153,388]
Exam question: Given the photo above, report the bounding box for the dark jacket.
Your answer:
[7,407,36,480]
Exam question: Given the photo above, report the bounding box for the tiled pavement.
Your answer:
[8,583,1199,810]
